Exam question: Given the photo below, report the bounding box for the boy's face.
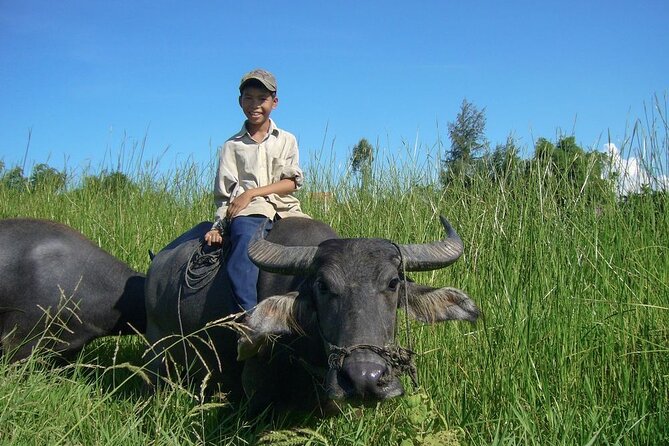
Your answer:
[239,86,278,128]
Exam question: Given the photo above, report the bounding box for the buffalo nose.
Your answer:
[341,360,402,399]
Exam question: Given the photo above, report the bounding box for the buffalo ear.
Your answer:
[399,282,480,324]
[237,291,316,361]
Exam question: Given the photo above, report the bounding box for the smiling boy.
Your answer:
[204,69,308,312]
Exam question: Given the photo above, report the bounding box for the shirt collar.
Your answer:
[234,119,280,142]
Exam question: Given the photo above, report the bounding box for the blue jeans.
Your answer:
[225,215,272,312]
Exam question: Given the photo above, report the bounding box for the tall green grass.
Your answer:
[1,118,667,445]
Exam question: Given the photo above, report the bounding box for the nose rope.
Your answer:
[313,239,420,389]
[393,241,419,388]
[326,342,418,387]
[390,242,414,355]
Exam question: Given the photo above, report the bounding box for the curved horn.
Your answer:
[248,224,318,275]
[398,216,464,272]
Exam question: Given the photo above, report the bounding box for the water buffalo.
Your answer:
[144,216,479,414]
[0,218,146,362]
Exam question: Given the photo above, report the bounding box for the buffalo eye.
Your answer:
[388,277,401,291]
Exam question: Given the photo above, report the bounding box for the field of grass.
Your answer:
[0,140,667,445]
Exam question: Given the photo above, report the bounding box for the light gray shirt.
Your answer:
[212,119,308,230]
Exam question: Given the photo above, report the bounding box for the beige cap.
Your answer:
[239,69,277,93]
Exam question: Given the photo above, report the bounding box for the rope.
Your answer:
[391,241,418,388]
[326,343,418,387]
[299,242,420,390]
[174,240,224,382]
[181,235,420,389]
[184,242,223,291]
[395,243,414,354]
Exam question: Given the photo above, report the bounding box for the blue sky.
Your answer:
[1,0,667,178]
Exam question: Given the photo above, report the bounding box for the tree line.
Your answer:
[0,161,135,194]
[350,98,620,202]
[1,99,660,203]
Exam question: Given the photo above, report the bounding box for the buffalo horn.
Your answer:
[398,216,464,271]
[248,230,318,275]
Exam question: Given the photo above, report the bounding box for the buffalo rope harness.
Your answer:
[316,242,419,388]
[325,342,418,388]
[183,239,419,388]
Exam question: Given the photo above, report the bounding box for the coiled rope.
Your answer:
[184,242,224,291]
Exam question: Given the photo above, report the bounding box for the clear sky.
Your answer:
[1,0,667,178]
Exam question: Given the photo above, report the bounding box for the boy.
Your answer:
[204,69,307,313]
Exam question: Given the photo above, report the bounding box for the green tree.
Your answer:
[486,134,522,182]
[82,170,135,193]
[1,166,28,191]
[533,137,555,163]
[29,163,67,192]
[531,135,612,203]
[350,138,374,189]
[441,99,488,186]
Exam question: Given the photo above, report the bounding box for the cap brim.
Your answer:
[240,77,276,92]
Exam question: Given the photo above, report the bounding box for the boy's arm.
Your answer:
[212,144,238,226]
[226,178,297,218]
[205,145,237,246]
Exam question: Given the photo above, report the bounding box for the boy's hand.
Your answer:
[204,229,223,246]
[227,190,255,218]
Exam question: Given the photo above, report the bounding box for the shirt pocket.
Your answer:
[270,157,287,182]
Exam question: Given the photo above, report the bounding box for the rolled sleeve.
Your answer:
[280,165,304,188]
[278,133,304,189]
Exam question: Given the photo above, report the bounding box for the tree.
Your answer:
[531,135,612,203]
[350,138,374,173]
[441,99,488,186]
[82,170,135,193]
[29,163,66,192]
[350,138,374,189]
[533,137,555,164]
[1,166,28,191]
[447,99,488,163]
[486,134,522,181]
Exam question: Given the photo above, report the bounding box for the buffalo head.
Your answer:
[238,216,479,403]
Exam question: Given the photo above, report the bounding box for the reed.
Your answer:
[1,112,667,445]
